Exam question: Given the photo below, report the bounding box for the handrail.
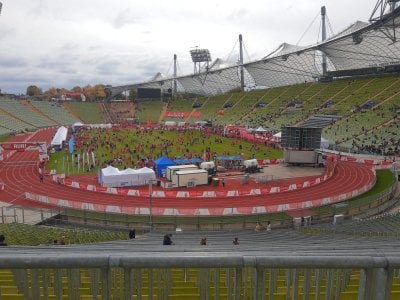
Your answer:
[0,253,394,269]
[0,252,398,299]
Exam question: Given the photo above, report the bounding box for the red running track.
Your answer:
[0,128,376,214]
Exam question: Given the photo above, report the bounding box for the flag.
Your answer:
[91,152,96,166]
[97,167,102,184]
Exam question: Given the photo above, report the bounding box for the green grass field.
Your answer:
[0,134,11,142]
[47,128,283,174]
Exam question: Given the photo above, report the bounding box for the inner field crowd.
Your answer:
[71,126,275,170]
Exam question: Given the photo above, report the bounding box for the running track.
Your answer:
[0,128,376,215]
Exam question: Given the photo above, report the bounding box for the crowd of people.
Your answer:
[71,126,271,171]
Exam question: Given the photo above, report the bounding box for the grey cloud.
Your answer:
[37,56,78,74]
[227,8,249,22]
[96,59,122,74]
[0,56,29,68]
[113,9,138,29]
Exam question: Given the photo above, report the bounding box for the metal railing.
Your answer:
[0,253,399,299]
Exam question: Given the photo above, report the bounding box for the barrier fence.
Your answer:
[0,254,399,300]
[1,177,396,232]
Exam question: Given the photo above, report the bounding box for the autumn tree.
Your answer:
[26,85,43,96]
[82,85,95,101]
[94,84,106,100]
[82,84,106,101]
[72,86,82,93]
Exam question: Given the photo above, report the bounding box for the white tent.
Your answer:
[273,132,282,142]
[120,168,137,175]
[320,137,329,149]
[255,126,267,133]
[135,167,156,186]
[100,166,156,187]
[101,166,125,187]
[51,126,68,150]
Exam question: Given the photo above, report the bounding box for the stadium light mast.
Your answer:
[190,48,212,74]
[239,34,245,91]
[321,6,327,76]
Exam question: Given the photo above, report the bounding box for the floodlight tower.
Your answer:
[321,6,327,76]
[190,48,212,74]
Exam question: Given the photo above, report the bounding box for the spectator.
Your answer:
[60,236,66,245]
[0,234,7,246]
[232,237,239,245]
[163,233,174,245]
[129,229,136,239]
[200,237,207,245]
[255,222,264,232]
[266,221,272,232]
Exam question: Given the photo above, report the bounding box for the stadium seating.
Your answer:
[0,125,13,136]
[67,102,106,124]
[0,227,400,299]
[29,100,80,125]
[0,111,31,133]
[0,99,55,129]
[134,100,164,124]
[0,223,127,246]
[192,94,230,122]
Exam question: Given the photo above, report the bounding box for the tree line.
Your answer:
[26,84,106,102]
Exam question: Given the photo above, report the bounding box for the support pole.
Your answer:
[173,54,177,96]
[239,34,245,91]
[321,6,327,76]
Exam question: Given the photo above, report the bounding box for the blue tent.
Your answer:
[189,157,203,163]
[174,158,190,164]
[217,155,243,161]
[174,157,203,165]
[154,156,176,177]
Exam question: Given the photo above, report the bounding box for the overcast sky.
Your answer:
[0,0,377,94]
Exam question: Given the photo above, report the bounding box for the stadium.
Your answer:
[0,1,400,299]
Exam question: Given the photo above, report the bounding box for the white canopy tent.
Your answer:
[135,167,157,186]
[272,132,281,142]
[51,126,68,150]
[255,126,267,133]
[100,166,156,188]
[320,137,330,149]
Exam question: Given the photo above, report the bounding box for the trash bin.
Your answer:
[212,178,220,186]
